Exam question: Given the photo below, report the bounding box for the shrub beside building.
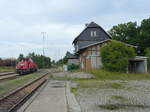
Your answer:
[100,40,136,72]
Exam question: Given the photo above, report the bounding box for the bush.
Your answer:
[145,48,150,69]
[68,64,79,71]
[101,40,136,72]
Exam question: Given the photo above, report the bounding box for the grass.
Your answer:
[75,80,125,89]
[51,69,150,95]
[49,69,150,111]
[99,104,146,110]
[67,69,150,93]
[89,69,150,80]
[99,104,121,110]
[0,66,15,72]
[65,68,150,80]
[71,88,78,96]
[0,72,44,96]
[111,95,128,101]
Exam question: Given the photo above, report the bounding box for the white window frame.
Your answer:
[91,31,97,37]
[91,31,93,37]
[94,31,97,37]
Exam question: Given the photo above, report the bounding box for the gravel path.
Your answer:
[52,72,95,79]
[74,80,150,112]
[52,72,150,112]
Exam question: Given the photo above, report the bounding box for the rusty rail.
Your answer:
[0,72,16,77]
[0,73,49,112]
[0,73,18,82]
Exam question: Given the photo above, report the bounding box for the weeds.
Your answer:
[71,87,78,96]
[0,72,44,96]
[0,66,15,72]
[99,104,147,110]
[111,95,128,101]
[89,69,150,80]
[75,80,125,89]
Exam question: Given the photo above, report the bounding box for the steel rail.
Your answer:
[0,74,18,82]
[0,72,16,77]
[0,73,49,112]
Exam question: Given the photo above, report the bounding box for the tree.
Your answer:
[0,58,17,66]
[28,53,51,68]
[51,60,55,66]
[18,54,24,61]
[55,51,70,66]
[17,52,51,68]
[109,22,139,46]
[109,17,150,55]
[100,40,136,72]
[0,58,2,66]
[138,18,150,54]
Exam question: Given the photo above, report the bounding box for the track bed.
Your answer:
[0,73,49,112]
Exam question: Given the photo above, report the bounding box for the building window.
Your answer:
[91,31,97,37]
[92,50,97,55]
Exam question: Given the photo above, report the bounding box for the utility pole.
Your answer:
[41,32,46,68]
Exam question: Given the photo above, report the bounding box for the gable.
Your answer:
[73,22,112,52]
[73,22,111,44]
[77,27,110,41]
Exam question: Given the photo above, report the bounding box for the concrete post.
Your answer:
[144,58,148,73]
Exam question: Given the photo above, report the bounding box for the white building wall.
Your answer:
[68,59,79,65]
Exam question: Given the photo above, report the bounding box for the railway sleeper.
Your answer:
[0,74,48,112]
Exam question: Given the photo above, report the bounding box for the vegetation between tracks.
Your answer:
[0,72,44,96]
[0,66,15,72]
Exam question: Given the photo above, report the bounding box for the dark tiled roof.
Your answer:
[73,22,111,44]
[86,22,100,28]
[78,39,111,50]
[72,22,112,52]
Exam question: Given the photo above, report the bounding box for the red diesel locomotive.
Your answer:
[16,58,38,75]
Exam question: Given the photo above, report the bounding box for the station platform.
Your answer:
[23,80,67,112]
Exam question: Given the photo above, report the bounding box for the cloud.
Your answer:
[0,21,83,60]
[0,0,150,60]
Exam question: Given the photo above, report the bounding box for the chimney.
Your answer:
[85,23,89,27]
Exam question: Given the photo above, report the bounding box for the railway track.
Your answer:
[0,72,18,81]
[0,72,16,76]
[0,73,49,112]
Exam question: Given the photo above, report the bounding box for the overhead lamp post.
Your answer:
[41,32,46,68]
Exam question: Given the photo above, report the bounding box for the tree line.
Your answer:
[109,17,150,55]
[0,58,16,66]
[55,51,68,66]
[0,52,53,69]
[18,52,52,68]
[109,17,150,69]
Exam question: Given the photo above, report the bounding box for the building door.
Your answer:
[85,57,91,70]
[91,56,97,68]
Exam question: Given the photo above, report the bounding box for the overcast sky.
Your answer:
[0,0,149,60]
